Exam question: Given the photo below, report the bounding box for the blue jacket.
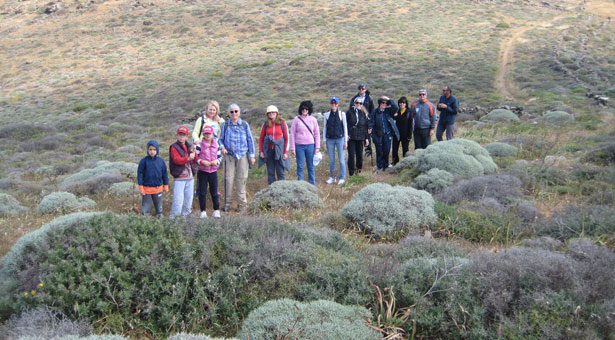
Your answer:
[138,140,169,187]
[368,99,400,140]
[437,94,459,124]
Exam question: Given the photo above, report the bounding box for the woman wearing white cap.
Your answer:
[258,105,290,184]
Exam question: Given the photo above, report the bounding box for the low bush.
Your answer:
[538,204,615,242]
[236,299,379,340]
[582,141,615,165]
[411,168,454,193]
[59,161,137,194]
[249,180,322,212]
[17,336,129,340]
[439,174,523,205]
[341,183,436,238]
[37,192,96,214]
[0,306,91,340]
[479,109,520,122]
[0,193,28,216]
[167,334,238,340]
[107,182,138,197]
[0,214,372,338]
[541,110,574,123]
[484,142,518,157]
[390,154,420,173]
[520,236,563,250]
[415,139,497,178]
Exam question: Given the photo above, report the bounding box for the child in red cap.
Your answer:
[169,125,197,219]
[196,125,222,218]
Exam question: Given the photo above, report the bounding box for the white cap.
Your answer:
[313,152,323,166]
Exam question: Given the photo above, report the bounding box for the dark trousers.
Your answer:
[141,192,163,217]
[198,170,220,211]
[266,149,285,185]
[347,139,364,176]
[373,132,393,170]
[392,135,410,165]
[414,128,432,150]
[436,121,455,141]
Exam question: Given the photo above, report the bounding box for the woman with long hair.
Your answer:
[258,105,289,184]
[192,100,224,144]
[290,100,320,185]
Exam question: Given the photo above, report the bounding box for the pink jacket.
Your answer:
[290,115,320,150]
[197,138,221,173]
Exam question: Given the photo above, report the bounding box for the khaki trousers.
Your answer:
[223,154,249,209]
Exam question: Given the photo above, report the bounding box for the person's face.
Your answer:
[379,101,387,109]
[330,101,338,110]
[399,102,407,109]
[354,101,362,108]
[442,88,451,97]
[148,145,157,157]
[267,111,278,120]
[358,86,366,94]
[203,132,213,142]
[419,93,427,102]
[206,105,218,118]
[301,107,309,116]
[177,133,188,143]
[229,108,240,121]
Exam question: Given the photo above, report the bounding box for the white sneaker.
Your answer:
[326,177,335,184]
[338,179,346,185]
[200,211,207,219]
[212,210,221,218]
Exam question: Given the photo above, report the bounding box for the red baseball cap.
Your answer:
[177,126,189,135]
[202,125,214,134]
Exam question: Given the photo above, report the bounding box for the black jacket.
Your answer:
[393,108,412,140]
[346,107,369,141]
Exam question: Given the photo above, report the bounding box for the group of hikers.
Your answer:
[137,83,459,218]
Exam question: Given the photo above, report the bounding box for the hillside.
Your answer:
[1,0,615,339]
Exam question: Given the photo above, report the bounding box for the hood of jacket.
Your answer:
[147,140,160,158]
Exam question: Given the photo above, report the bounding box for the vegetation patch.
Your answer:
[415,139,497,178]
[37,192,96,214]
[249,180,322,213]
[0,193,28,217]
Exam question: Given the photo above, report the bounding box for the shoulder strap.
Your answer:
[298,116,314,138]
[199,114,205,139]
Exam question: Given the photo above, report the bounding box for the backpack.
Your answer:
[411,101,434,122]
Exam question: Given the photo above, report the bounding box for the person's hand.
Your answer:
[164,187,169,193]
[429,129,435,136]
[365,139,369,147]
[283,154,288,160]
[221,147,228,155]
[382,96,390,101]
[315,148,320,153]
[140,190,146,196]
[438,103,447,109]
[249,157,256,166]
[344,142,348,150]
[259,152,265,159]
[189,152,195,160]
[292,150,296,156]
[323,144,327,151]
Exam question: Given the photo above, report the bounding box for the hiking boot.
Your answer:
[212,210,221,218]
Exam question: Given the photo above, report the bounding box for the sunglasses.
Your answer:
[359,87,366,90]
[419,93,426,96]
[354,102,362,104]
[230,110,239,113]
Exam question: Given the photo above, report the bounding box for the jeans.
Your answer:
[198,171,220,211]
[414,128,432,150]
[141,192,163,217]
[295,144,315,185]
[170,178,194,218]
[436,121,455,141]
[266,148,286,185]
[372,132,392,170]
[326,137,346,180]
[347,139,364,176]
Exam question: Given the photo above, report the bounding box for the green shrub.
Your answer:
[249,180,322,212]
[107,182,137,197]
[582,142,615,165]
[440,174,522,205]
[479,109,520,122]
[485,142,518,157]
[0,193,28,216]
[411,168,453,193]
[541,110,574,123]
[341,183,436,238]
[37,192,95,214]
[18,336,129,340]
[236,299,379,340]
[0,214,371,338]
[416,139,497,178]
[390,154,420,173]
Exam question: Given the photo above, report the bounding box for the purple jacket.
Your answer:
[197,138,221,173]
